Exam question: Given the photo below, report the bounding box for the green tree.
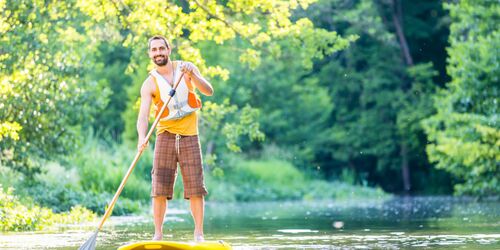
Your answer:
[1,0,353,177]
[423,0,499,196]
[0,0,109,175]
[376,0,448,193]
[90,43,133,140]
[295,0,452,193]
[106,0,354,167]
[197,37,339,170]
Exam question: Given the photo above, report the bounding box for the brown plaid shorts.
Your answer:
[151,131,208,199]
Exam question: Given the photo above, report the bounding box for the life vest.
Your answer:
[150,62,202,121]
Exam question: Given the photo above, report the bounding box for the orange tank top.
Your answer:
[151,61,200,136]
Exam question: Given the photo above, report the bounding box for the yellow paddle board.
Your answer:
[118,240,232,250]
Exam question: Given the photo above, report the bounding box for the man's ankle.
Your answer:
[153,232,163,241]
[194,231,204,242]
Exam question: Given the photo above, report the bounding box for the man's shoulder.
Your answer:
[142,75,153,86]
[141,75,156,93]
[172,60,187,66]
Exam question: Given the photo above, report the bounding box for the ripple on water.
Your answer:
[1,198,499,249]
[277,229,319,234]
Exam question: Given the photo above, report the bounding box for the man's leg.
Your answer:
[153,196,168,240]
[190,196,204,241]
[151,132,178,241]
[178,135,208,242]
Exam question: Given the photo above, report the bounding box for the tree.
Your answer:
[423,0,499,196]
[293,0,452,194]
[90,43,133,141]
[1,0,354,176]
[103,0,355,167]
[0,0,109,175]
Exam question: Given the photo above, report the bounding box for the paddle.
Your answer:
[79,72,185,250]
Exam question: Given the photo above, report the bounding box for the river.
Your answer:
[1,196,499,249]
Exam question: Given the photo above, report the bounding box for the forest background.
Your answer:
[0,0,498,231]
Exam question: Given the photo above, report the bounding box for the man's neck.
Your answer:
[156,60,173,75]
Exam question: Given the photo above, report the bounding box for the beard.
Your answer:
[153,55,169,66]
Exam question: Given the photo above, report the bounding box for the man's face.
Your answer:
[149,39,170,66]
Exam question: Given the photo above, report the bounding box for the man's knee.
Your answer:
[153,196,168,202]
[189,196,204,202]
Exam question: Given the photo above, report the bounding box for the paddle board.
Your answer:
[118,240,232,250]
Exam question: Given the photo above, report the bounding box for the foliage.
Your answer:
[15,136,148,215]
[90,43,133,140]
[75,0,354,72]
[283,0,453,194]
[25,183,143,215]
[65,134,151,202]
[2,0,495,212]
[197,34,339,171]
[206,155,388,202]
[2,0,355,191]
[199,100,265,163]
[0,185,95,231]
[121,60,151,144]
[112,0,353,172]
[400,0,450,85]
[303,180,387,200]
[299,0,403,188]
[0,0,110,175]
[0,122,21,140]
[422,0,499,196]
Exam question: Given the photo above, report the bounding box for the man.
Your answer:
[136,35,213,242]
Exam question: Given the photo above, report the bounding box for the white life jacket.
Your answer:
[150,62,201,121]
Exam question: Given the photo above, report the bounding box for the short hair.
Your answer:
[148,35,170,49]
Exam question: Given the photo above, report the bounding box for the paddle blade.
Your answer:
[79,231,98,250]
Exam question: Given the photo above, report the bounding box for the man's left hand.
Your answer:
[181,62,196,75]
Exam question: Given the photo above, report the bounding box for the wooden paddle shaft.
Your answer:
[97,72,185,230]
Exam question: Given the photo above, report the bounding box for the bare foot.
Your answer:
[194,233,205,242]
[152,233,162,241]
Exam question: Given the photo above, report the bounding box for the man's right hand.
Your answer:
[137,138,149,152]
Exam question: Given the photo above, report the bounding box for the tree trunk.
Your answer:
[391,0,413,66]
[391,0,413,193]
[401,142,411,193]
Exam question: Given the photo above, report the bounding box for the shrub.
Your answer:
[205,155,389,202]
[66,136,151,202]
[0,185,95,231]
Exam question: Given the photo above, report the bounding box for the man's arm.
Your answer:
[136,78,153,151]
[181,62,214,96]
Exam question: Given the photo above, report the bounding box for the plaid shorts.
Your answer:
[151,131,208,199]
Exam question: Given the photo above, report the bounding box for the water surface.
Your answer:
[1,196,499,249]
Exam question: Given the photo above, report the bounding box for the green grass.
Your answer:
[237,159,305,185]
[67,135,151,202]
[206,156,389,202]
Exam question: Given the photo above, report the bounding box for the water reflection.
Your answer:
[0,197,498,249]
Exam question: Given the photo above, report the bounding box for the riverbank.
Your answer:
[0,137,388,232]
[0,186,95,231]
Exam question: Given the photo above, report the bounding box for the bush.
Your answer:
[24,183,143,215]
[205,155,389,202]
[0,185,95,231]
[303,180,387,200]
[66,135,151,202]
[15,136,149,215]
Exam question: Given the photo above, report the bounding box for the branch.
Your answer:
[391,0,413,66]
[191,0,245,38]
[108,0,132,30]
